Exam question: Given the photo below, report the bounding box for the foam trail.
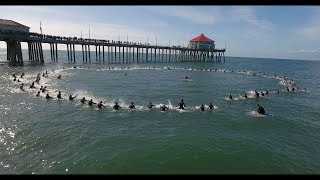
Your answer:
[248,111,266,117]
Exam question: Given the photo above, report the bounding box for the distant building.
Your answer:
[0,19,30,33]
[188,33,215,50]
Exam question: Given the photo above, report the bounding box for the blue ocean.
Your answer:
[0,48,319,174]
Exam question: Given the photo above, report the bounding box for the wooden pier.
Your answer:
[0,30,226,65]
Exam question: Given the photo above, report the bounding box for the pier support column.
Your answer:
[146,48,148,62]
[99,45,101,62]
[67,44,70,62]
[28,43,31,61]
[39,43,44,63]
[114,46,117,63]
[136,47,138,62]
[82,45,84,62]
[6,40,23,65]
[55,43,58,62]
[85,45,88,62]
[132,47,135,62]
[103,46,105,62]
[88,45,91,62]
[122,46,125,63]
[73,44,75,62]
[95,45,98,62]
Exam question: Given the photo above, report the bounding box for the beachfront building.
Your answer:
[188,33,215,50]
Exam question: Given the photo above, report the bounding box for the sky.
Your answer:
[0,6,320,60]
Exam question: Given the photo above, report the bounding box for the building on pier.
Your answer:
[188,33,215,50]
[0,19,30,33]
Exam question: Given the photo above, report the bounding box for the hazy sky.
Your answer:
[0,6,320,60]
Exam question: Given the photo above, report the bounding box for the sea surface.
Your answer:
[0,48,320,174]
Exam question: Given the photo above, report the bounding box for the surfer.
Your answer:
[35,77,40,83]
[41,86,47,93]
[57,75,62,79]
[57,91,62,99]
[69,94,78,100]
[185,76,189,80]
[286,87,290,92]
[20,72,25,78]
[129,102,135,109]
[261,92,265,97]
[255,90,259,98]
[97,101,106,108]
[80,97,87,104]
[265,90,269,95]
[208,103,214,110]
[148,102,155,109]
[229,94,233,100]
[45,93,53,99]
[88,99,96,106]
[36,91,40,97]
[199,104,205,111]
[20,83,24,91]
[29,82,35,89]
[113,102,121,110]
[176,99,187,110]
[160,104,169,111]
[257,104,265,115]
[244,93,248,99]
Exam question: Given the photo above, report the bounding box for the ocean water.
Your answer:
[0,49,320,174]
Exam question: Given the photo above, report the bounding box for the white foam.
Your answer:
[248,111,266,117]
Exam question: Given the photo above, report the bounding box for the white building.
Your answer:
[188,33,215,50]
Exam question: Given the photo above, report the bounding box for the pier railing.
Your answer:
[0,29,226,65]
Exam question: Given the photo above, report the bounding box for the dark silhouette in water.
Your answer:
[88,99,96,106]
[208,103,214,110]
[148,102,155,109]
[80,97,87,104]
[36,91,40,97]
[199,104,205,111]
[69,94,78,100]
[257,104,265,115]
[29,82,35,89]
[176,99,187,109]
[229,94,233,100]
[57,91,62,99]
[46,93,53,99]
[129,102,135,109]
[254,90,259,98]
[160,104,169,111]
[41,86,47,93]
[113,102,121,110]
[20,83,24,91]
[97,101,105,108]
